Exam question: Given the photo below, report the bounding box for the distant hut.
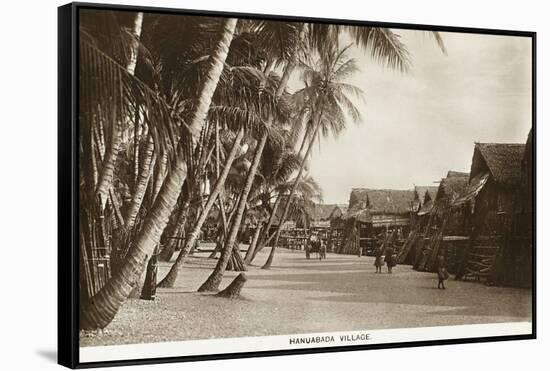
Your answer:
[455,143,525,234]
[433,171,470,234]
[452,142,526,283]
[310,204,339,233]
[397,185,438,264]
[340,189,415,255]
[267,195,311,250]
[411,185,438,227]
[413,171,470,272]
[295,203,344,249]
[325,204,348,252]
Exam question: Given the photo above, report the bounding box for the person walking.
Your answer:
[437,254,449,289]
[306,234,313,260]
[385,246,396,273]
[320,239,327,260]
[374,246,384,273]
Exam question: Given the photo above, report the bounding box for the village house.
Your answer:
[339,188,416,255]
[453,142,526,283]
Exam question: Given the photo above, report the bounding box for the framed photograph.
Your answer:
[58,2,536,368]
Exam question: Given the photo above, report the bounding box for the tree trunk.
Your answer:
[159,200,190,262]
[216,273,247,299]
[152,150,168,202]
[124,135,155,231]
[95,122,122,211]
[127,12,144,74]
[140,246,158,300]
[81,153,188,329]
[212,192,230,247]
[95,11,144,212]
[244,223,262,264]
[262,115,322,270]
[80,18,237,330]
[230,245,247,272]
[132,111,141,190]
[249,193,281,263]
[198,133,268,292]
[157,126,245,288]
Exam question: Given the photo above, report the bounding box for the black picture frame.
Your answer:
[58,2,537,368]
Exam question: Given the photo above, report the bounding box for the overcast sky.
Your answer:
[294,29,532,204]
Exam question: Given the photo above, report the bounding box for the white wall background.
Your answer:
[0,0,546,369]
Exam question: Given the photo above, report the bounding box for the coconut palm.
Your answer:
[262,44,364,269]
[196,70,291,291]
[79,9,179,299]
[260,21,447,269]
[155,21,294,285]
[244,137,303,263]
[80,17,238,330]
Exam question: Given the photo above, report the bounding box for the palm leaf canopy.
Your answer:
[292,44,364,145]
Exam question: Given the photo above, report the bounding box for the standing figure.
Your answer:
[385,246,396,273]
[307,234,318,260]
[374,246,384,273]
[320,239,327,260]
[437,254,449,289]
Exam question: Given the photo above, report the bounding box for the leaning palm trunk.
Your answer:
[244,223,262,264]
[157,126,245,288]
[95,12,144,211]
[126,12,143,75]
[262,118,322,269]
[80,18,238,329]
[123,135,155,231]
[198,133,268,292]
[159,199,190,262]
[249,192,282,263]
[95,123,122,211]
[152,150,169,201]
[227,208,249,272]
[81,154,188,329]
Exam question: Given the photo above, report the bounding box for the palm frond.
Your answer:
[80,41,184,160]
[346,26,411,72]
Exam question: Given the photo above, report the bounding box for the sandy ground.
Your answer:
[80,245,532,347]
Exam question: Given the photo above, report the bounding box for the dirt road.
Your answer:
[81,247,531,346]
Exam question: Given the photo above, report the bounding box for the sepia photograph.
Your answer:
[70,3,534,366]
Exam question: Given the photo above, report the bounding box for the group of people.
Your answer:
[306,233,326,260]
[372,229,449,289]
[373,245,396,273]
[373,229,398,274]
[306,229,449,289]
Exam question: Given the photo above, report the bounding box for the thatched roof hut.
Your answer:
[338,189,415,255]
[329,204,348,219]
[481,134,533,288]
[308,203,347,228]
[453,143,525,212]
[309,203,341,222]
[471,143,525,187]
[435,171,470,207]
[346,188,416,228]
[348,188,415,215]
[413,185,438,214]
[451,142,527,284]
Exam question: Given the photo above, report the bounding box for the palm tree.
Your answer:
[245,139,303,263]
[80,17,238,330]
[197,71,291,292]
[260,23,446,269]
[155,27,292,284]
[262,44,363,269]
